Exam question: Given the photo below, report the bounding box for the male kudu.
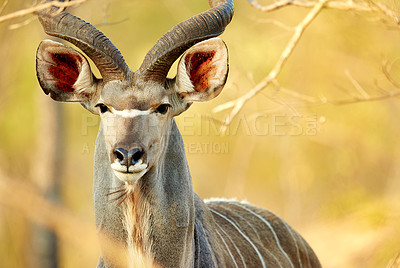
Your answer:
[35,0,321,267]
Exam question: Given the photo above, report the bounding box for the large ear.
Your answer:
[175,38,228,102]
[36,39,97,104]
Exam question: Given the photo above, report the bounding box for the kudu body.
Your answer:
[35,1,321,267]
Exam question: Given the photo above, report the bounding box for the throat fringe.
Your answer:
[122,184,155,267]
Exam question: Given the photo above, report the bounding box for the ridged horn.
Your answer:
[137,0,234,84]
[36,1,130,82]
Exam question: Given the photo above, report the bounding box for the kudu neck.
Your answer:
[136,119,195,267]
[94,119,196,267]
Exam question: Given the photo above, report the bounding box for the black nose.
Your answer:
[114,148,144,167]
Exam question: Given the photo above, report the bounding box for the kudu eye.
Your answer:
[95,103,110,114]
[155,104,170,115]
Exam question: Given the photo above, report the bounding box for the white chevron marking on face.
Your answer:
[111,108,151,118]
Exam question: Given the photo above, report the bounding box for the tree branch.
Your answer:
[215,0,329,132]
[0,0,87,24]
[0,0,9,15]
[248,0,394,14]
[215,0,400,131]
[248,0,399,28]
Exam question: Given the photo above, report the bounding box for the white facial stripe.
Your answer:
[111,108,151,118]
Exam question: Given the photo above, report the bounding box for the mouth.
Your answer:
[111,159,148,184]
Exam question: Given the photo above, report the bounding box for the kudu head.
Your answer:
[36,0,234,184]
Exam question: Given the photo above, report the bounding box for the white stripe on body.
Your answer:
[280,220,302,268]
[215,228,239,268]
[209,208,266,268]
[227,207,284,267]
[297,232,312,267]
[227,207,262,241]
[214,220,247,268]
[233,203,294,268]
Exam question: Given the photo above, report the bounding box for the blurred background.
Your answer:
[0,0,400,267]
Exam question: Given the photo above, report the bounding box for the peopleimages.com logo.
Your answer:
[184,142,229,154]
[81,113,322,137]
[179,114,321,137]
[79,113,322,154]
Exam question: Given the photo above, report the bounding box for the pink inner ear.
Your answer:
[186,51,216,93]
[48,53,82,93]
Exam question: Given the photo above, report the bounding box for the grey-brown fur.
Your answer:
[94,119,321,267]
[34,1,321,267]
